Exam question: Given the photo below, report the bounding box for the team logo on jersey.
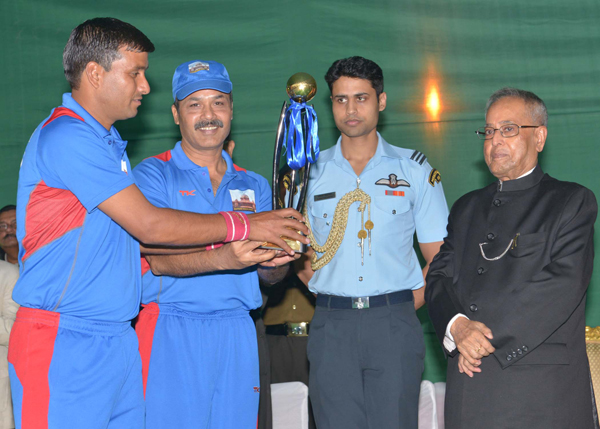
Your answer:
[179,190,196,196]
[254,387,260,393]
[230,189,256,212]
[428,169,441,187]
[188,61,209,73]
[375,174,410,189]
[121,159,128,174]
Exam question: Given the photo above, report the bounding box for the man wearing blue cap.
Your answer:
[134,60,290,429]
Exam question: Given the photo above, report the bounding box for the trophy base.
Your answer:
[260,237,308,253]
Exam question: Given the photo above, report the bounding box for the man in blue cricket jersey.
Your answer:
[10,19,306,429]
[134,60,293,429]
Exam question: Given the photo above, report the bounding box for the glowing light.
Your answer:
[426,85,441,120]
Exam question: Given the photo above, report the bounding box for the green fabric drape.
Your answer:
[2,0,600,382]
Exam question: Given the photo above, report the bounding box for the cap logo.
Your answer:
[188,61,209,73]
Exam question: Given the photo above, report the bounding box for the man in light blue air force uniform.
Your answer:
[304,56,449,429]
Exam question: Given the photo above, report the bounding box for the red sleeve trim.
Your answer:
[42,107,84,128]
[22,181,87,261]
[146,151,172,162]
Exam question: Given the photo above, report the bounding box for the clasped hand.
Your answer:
[247,208,309,255]
[450,317,495,378]
[218,240,297,271]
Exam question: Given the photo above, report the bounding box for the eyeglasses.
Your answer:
[0,220,16,231]
[475,124,540,140]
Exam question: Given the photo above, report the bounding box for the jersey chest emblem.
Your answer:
[230,189,256,212]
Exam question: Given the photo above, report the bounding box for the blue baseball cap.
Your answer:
[172,60,232,101]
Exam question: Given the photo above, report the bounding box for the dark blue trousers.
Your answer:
[308,299,424,429]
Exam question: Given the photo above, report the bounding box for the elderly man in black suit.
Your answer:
[426,87,598,429]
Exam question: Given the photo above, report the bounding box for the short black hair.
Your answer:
[0,205,16,215]
[173,91,233,111]
[63,17,155,90]
[325,56,384,97]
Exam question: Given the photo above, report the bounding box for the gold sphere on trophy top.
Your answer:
[286,73,317,103]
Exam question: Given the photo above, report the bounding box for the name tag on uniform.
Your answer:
[314,192,336,202]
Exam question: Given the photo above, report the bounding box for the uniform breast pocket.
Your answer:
[511,232,546,258]
[373,196,413,237]
[308,199,336,244]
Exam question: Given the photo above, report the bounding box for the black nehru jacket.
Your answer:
[426,165,598,429]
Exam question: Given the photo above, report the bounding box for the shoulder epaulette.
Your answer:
[410,150,427,165]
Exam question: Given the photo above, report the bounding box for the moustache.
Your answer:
[2,234,16,240]
[194,120,224,130]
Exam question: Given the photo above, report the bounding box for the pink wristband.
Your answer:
[233,212,250,241]
[219,211,235,242]
[219,211,251,242]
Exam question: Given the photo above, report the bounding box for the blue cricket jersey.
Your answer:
[15,93,141,322]
[134,142,270,313]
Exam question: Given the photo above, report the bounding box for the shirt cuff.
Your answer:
[444,313,469,352]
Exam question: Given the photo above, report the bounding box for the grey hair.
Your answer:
[485,87,548,126]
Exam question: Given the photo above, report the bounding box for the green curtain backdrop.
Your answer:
[2,0,600,382]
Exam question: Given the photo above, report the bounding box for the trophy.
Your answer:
[261,72,320,253]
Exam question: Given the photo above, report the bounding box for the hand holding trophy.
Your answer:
[261,73,320,253]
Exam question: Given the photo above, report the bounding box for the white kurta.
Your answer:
[0,261,19,429]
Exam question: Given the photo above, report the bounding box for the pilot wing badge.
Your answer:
[375,174,410,188]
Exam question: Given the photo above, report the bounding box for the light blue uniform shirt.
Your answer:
[306,133,449,297]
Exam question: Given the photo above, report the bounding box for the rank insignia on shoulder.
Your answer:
[375,174,410,189]
[428,169,441,187]
[410,150,427,165]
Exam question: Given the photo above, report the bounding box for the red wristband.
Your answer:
[219,211,251,242]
